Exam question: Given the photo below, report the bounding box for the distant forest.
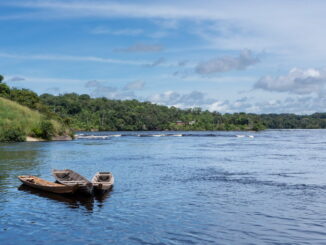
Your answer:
[1,76,326,131]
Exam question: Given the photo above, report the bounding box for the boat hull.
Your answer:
[92,172,114,192]
[52,169,93,194]
[18,175,77,194]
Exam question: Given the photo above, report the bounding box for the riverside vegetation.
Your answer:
[1,74,326,142]
[0,75,71,142]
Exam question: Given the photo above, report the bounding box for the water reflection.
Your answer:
[18,185,111,211]
[94,188,113,207]
[0,143,43,188]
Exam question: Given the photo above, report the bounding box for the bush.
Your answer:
[0,83,10,97]
[31,120,55,140]
[40,120,55,140]
[31,127,43,138]
[0,124,26,142]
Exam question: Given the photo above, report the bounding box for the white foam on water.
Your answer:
[75,135,110,139]
[248,135,254,138]
[236,135,245,138]
[171,134,183,137]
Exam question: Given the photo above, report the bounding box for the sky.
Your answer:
[1,0,326,114]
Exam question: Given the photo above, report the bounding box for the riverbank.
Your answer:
[0,97,72,142]
[26,135,73,142]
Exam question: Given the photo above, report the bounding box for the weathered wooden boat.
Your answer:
[52,169,93,194]
[92,172,114,192]
[18,175,78,194]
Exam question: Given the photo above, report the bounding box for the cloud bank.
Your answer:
[255,68,326,95]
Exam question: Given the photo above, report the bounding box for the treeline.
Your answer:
[260,113,326,129]
[1,75,326,133]
[39,93,266,131]
[40,92,326,131]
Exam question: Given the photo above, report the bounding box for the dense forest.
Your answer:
[38,93,326,131]
[1,75,326,136]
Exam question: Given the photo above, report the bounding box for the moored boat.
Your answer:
[52,169,93,194]
[18,175,78,194]
[91,172,114,192]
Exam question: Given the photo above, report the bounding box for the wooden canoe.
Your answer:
[52,169,93,194]
[18,175,78,194]
[91,172,114,192]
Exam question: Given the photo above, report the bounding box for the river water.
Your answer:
[1,130,326,244]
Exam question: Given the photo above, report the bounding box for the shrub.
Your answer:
[0,124,26,142]
[31,120,55,140]
[30,127,43,138]
[39,120,55,140]
[0,83,10,97]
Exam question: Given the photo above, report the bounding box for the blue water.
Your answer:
[1,130,326,244]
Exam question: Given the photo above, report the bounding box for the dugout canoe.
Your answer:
[91,172,114,192]
[18,175,78,194]
[52,169,93,194]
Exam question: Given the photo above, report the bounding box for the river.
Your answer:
[1,130,326,244]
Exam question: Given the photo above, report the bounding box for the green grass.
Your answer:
[0,97,69,141]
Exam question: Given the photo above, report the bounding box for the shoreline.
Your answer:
[25,135,73,142]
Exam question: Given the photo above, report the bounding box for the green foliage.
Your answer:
[36,92,326,131]
[38,93,267,131]
[40,120,55,139]
[0,97,70,142]
[2,76,326,134]
[259,113,326,129]
[0,74,3,82]
[0,123,26,142]
[31,120,55,140]
[0,83,10,97]
[9,88,40,109]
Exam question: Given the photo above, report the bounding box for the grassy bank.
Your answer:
[0,97,70,142]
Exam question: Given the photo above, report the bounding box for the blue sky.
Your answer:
[1,0,326,114]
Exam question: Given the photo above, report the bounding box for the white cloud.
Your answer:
[153,19,179,29]
[145,57,166,67]
[4,1,326,61]
[254,68,326,95]
[196,49,259,74]
[4,75,84,84]
[45,87,60,95]
[149,90,213,108]
[205,95,326,114]
[85,80,136,100]
[208,101,231,113]
[115,43,164,53]
[124,81,145,90]
[85,80,116,96]
[4,1,228,20]
[0,52,148,66]
[5,76,25,82]
[91,27,143,36]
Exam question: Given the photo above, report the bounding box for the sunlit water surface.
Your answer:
[1,130,326,244]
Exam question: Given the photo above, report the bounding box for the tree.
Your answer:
[0,84,10,97]
[10,88,40,109]
[0,74,4,83]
